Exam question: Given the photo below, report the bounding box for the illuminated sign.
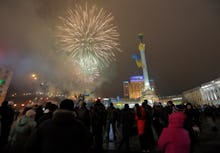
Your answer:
[0,79,4,86]
[130,76,144,82]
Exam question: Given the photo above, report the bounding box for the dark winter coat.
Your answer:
[0,104,14,145]
[25,109,90,153]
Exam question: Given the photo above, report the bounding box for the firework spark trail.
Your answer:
[57,3,121,72]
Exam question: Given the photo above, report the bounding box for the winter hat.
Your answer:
[173,104,185,112]
[25,109,36,118]
[60,99,74,111]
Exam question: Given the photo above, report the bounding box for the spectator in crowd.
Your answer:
[91,99,106,153]
[8,109,36,153]
[25,99,90,153]
[118,104,134,151]
[135,103,152,152]
[204,104,218,131]
[37,102,58,126]
[142,100,155,152]
[184,103,200,153]
[158,104,190,153]
[33,104,44,122]
[106,102,118,143]
[77,101,90,129]
[152,102,164,137]
[0,100,14,150]
[163,100,174,127]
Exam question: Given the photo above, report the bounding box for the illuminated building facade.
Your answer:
[123,81,129,98]
[123,76,157,99]
[128,76,144,99]
[183,87,203,105]
[200,78,220,104]
[129,81,144,99]
[0,65,13,104]
[182,77,220,105]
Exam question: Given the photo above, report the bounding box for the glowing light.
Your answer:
[57,3,121,71]
[31,73,38,80]
[31,74,36,78]
[0,79,4,85]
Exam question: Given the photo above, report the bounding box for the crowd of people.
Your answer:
[0,98,219,153]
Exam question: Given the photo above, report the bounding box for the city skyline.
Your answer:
[0,0,220,97]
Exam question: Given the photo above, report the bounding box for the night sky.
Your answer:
[0,0,220,97]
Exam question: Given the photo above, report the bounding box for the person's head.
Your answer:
[96,98,101,103]
[79,101,86,108]
[168,110,186,127]
[45,102,52,109]
[109,102,114,107]
[167,100,173,106]
[25,109,36,119]
[124,104,129,110]
[186,103,193,110]
[8,101,14,107]
[173,104,185,112]
[135,103,139,108]
[1,100,8,107]
[134,103,140,112]
[60,99,74,111]
[49,103,58,112]
[143,99,148,104]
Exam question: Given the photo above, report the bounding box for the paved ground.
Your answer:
[102,117,220,153]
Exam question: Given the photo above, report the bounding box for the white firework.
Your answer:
[57,3,121,70]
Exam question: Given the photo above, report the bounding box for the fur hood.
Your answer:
[168,112,186,128]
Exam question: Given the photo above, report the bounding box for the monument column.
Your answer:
[138,33,150,90]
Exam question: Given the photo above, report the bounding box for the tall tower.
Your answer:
[138,33,150,90]
[137,34,158,102]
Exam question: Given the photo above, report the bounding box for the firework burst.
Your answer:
[57,3,121,70]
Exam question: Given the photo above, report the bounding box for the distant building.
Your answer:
[129,80,144,99]
[182,87,203,105]
[200,78,220,104]
[182,77,220,105]
[122,81,129,98]
[123,75,157,99]
[0,65,13,104]
[159,95,183,104]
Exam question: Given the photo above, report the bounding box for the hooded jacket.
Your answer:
[9,115,36,153]
[158,112,190,153]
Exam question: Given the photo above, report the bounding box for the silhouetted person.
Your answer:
[106,102,118,143]
[152,103,164,137]
[8,109,36,153]
[163,100,174,127]
[135,103,150,152]
[0,100,14,150]
[33,104,44,122]
[118,104,133,151]
[77,101,90,129]
[25,99,90,153]
[142,100,154,152]
[184,103,200,153]
[204,105,217,131]
[37,102,58,126]
[91,99,106,153]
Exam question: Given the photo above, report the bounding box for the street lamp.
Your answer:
[31,73,38,80]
